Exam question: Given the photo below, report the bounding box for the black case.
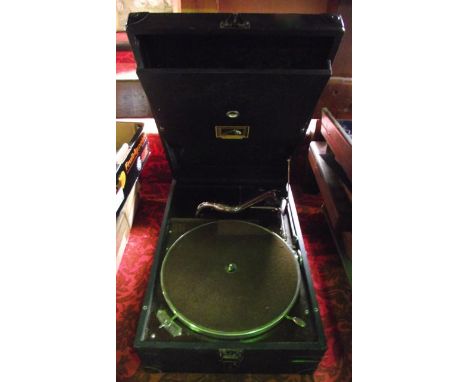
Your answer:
[126,12,344,373]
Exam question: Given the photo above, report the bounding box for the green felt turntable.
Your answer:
[160,220,301,339]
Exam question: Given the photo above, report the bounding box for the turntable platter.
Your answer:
[161,220,300,339]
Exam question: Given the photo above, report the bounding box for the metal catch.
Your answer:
[219,348,244,365]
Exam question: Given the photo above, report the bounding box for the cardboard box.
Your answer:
[116,121,149,214]
[116,180,139,271]
[116,121,150,270]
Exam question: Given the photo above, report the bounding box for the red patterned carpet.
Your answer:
[116,134,352,382]
[116,51,137,74]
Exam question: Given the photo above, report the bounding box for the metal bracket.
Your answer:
[296,249,303,266]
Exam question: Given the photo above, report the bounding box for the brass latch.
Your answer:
[215,126,249,140]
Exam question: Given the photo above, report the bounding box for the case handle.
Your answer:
[220,14,251,30]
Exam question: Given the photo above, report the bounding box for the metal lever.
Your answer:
[156,309,182,337]
[196,190,279,217]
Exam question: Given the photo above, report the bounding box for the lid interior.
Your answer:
[127,13,344,184]
[138,33,336,70]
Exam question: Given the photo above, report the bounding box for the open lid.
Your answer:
[127,12,344,185]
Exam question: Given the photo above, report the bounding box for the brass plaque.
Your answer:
[215,126,250,140]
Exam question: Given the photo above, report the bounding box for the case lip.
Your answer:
[126,12,345,33]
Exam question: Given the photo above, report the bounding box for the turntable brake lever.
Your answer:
[156,309,182,337]
[195,190,279,216]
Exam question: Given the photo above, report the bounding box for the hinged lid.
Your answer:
[127,12,344,185]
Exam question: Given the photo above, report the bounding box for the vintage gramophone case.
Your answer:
[126,12,344,373]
